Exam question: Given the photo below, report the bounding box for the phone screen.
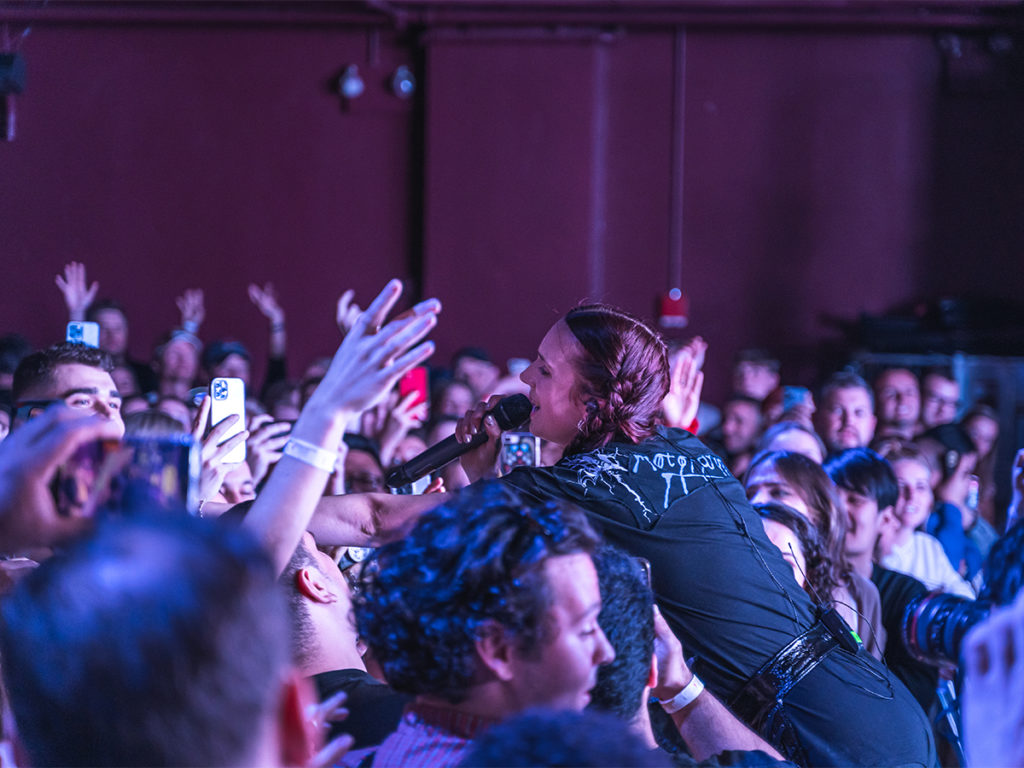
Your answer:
[55,434,199,518]
[499,432,541,475]
[398,366,429,409]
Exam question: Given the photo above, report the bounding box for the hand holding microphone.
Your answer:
[385,394,531,489]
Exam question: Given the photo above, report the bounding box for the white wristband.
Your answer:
[283,438,337,473]
[656,674,704,714]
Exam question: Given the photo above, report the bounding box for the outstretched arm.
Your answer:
[249,282,287,359]
[241,280,439,575]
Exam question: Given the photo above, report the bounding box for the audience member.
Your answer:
[460,708,670,768]
[822,447,940,714]
[917,423,990,579]
[451,347,500,399]
[347,484,614,766]
[0,514,329,767]
[341,433,386,494]
[874,367,920,440]
[814,371,876,457]
[756,421,826,464]
[920,368,960,430]
[718,395,762,477]
[12,342,125,438]
[961,403,1002,530]
[732,349,780,402]
[589,544,786,765]
[744,451,883,658]
[760,385,814,430]
[55,262,158,393]
[879,444,975,598]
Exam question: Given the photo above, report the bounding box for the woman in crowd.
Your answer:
[881,444,975,598]
[743,450,884,658]
[312,303,934,768]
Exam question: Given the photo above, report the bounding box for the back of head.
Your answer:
[459,708,669,768]
[354,481,600,703]
[12,342,114,402]
[123,409,188,437]
[563,304,669,456]
[824,447,899,511]
[0,514,289,768]
[588,546,654,722]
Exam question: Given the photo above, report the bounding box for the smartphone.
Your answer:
[398,366,429,409]
[781,386,811,413]
[66,321,100,348]
[966,474,980,511]
[210,377,246,464]
[390,475,431,495]
[54,434,200,518]
[500,432,541,475]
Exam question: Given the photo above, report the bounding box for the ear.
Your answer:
[474,621,517,682]
[647,653,658,690]
[277,669,318,768]
[295,567,337,605]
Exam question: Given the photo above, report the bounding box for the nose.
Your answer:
[520,362,536,387]
[594,626,615,666]
[749,488,770,506]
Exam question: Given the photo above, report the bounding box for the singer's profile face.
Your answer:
[520,320,588,448]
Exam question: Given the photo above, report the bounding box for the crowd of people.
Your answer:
[0,263,1022,767]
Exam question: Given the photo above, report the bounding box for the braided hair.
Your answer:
[562,304,669,458]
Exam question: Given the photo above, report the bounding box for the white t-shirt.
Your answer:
[882,531,975,599]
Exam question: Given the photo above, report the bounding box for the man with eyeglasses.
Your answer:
[920,367,961,431]
[11,343,124,437]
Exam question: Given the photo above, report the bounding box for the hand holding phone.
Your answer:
[209,378,247,464]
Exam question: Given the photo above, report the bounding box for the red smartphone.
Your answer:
[398,366,429,409]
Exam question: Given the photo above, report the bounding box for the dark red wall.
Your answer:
[3,3,1022,401]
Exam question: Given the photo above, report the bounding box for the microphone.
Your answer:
[385,394,532,489]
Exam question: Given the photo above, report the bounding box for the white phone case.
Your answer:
[210,377,247,464]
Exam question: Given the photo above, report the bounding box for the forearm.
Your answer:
[309,490,446,548]
[242,400,349,575]
[669,692,783,762]
[269,323,286,359]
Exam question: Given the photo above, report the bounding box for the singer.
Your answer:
[312,305,933,768]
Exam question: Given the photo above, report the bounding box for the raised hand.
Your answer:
[246,414,292,487]
[55,261,99,321]
[335,289,363,336]
[377,391,429,468]
[663,337,707,430]
[248,282,285,325]
[176,288,206,330]
[244,279,439,574]
[307,281,439,417]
